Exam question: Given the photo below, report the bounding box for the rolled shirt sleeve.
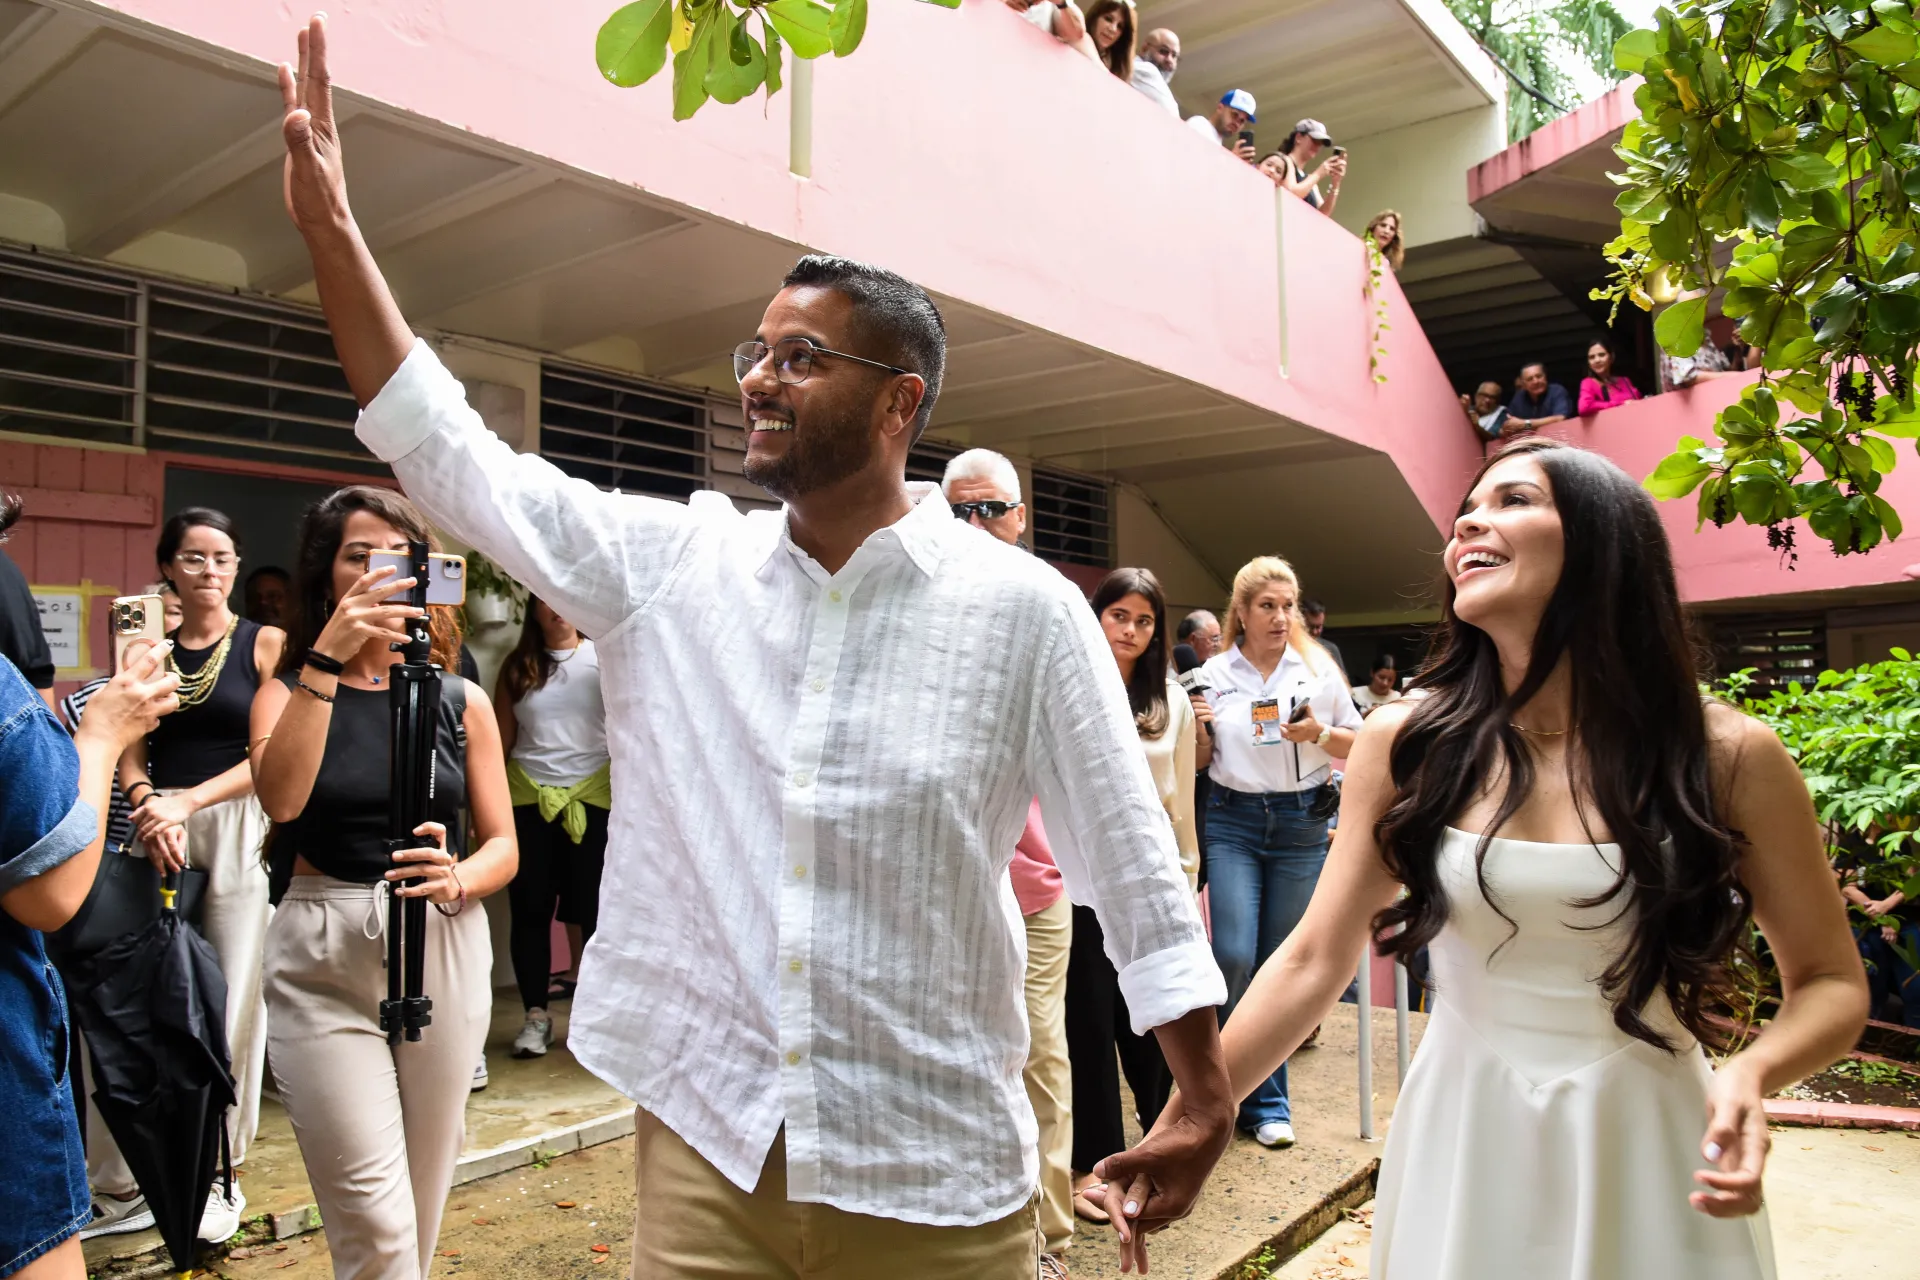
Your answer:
[0,680,95,899]
[354,339,702,640]
[1029,587,1225,1035]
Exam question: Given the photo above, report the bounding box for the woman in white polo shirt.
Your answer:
[1199,555,1361,1149]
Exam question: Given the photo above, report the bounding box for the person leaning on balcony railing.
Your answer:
[1461,380,1509,441]
[1007,0,1090,50]
[1577,339,1643,415]
[1504,362,1573,436]
[1130,28,1180,117]
[1259,119,1345,216]
[1186,90,1259,163]
[1082,0,1136,80]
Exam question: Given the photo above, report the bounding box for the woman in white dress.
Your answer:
[1100,438,1868,1277]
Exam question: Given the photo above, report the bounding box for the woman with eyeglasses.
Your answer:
[115,507,283,1240]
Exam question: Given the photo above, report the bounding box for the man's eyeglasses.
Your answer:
[732,337,908,387]
[173,552,241,576]
[952,500,1024,522]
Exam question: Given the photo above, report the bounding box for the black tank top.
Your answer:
[268,675,469,905]
[148,618,262,789]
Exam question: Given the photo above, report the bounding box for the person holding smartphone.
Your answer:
[1260,119,1345,215]
[1194,556,1360,1149]
[250,485,516,1280]
[113,509,284,1240]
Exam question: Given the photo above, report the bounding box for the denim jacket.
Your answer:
[0,655,95,1116]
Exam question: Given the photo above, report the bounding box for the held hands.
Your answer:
[143,823,189,874]
[133,791,199,846]
[76,643,179,755]
[1693,1060,1769,1218]
[280,14,353,241]
[1280,712,1322,744]
[388,821,464,904]
[1093,1090,1232,1273]
[311,563,424,666]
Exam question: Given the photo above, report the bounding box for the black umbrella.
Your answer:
[71,879,235,1274]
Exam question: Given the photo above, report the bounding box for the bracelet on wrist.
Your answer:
[434,867,468,917]
[303,650,346,676]
[295,678,336,704]
[126,781,155,805]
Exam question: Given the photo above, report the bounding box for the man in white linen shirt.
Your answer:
[275,16,1231,1279]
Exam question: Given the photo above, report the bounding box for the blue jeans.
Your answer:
[1206,786,1329,1130]
[1863,920,1920,1029]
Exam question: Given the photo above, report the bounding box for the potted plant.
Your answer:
[461,549,526,632]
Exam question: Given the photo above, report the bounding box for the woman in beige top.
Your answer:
[1064,567,1205,1222]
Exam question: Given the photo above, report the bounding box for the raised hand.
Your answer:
[279,13,352,241]
[312,563,424,665]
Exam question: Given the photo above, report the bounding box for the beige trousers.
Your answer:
[1021,895,1074,1255]
[264,878,492,1280]
[96,794,272,1195]
[631,1110,1037,1280]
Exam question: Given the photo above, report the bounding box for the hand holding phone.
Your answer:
[111,594,167,672]
[366,550,467,607]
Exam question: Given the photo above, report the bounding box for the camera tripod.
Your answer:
[380,539,437,1044]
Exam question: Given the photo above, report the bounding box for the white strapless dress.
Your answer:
[1371,828,1775,1280]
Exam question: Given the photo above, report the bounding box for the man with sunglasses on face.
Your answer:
[275,15,1229,1279]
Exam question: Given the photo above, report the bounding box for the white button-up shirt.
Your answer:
[357,342,1223,1226]
[1201,643,1362,795]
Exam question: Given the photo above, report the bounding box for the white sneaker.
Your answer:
[472,1055,490,1091]
[196,1183,245,1244]
[512,1010,555,1059]
[80,1192,156,1240]
[1253,1120,1296,1148]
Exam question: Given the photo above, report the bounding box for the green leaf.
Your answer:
[1647,449,1713,500]
[1655,296,1708,357]
[763,20,784,96]
[915,0,962,6]
[1848,25,1919,64]
[1745,165,1781,234]
[828,0,867,57]
[1864,434,1900,472]
[765,0,833,59]
[596,0,674,87]
[1615,28,1659,73]
[1769,151,1842,192]
[671,8,719,120]
[706,9,767,103]
[1809,187,1848,230]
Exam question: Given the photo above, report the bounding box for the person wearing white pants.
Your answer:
[118,509,283,1243]
[250,484,517,1280]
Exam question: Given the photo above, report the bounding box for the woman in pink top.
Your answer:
[1578,338,1643,414]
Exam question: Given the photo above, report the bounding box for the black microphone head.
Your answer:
[1173,643,1200,673]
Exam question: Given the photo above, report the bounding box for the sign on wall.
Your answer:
[32,588,86,673]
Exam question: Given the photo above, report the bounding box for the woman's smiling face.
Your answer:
[1445,454,1566,634]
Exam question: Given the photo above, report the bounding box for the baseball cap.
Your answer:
[1293,118,1333,144]
[1219,89,1257,122]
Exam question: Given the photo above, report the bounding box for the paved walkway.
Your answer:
[1276,1128,1920,1279]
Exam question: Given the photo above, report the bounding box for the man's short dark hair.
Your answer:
[1520,362,1547,377]
[1301,599,1326,616]
[1176,615,1199,641]
[782,255,946,441]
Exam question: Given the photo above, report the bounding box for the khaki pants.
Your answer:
[1021,895,1074,1255]
[264,878,492,1280]
[631,1110,1038,1279]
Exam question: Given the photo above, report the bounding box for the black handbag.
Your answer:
[45,852,209,963]
[1307,778,1342,823]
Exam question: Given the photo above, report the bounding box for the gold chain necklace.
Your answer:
[1509,722,1571,736]
[171,615,239,710]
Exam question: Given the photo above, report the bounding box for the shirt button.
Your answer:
[789,958,803,973]
[786,1051,801,1066]
[793,770,811,787]
[828,589,843,603]
[794,865,807,879]
[811,679,826,693]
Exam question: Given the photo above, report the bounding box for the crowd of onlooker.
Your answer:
[1002,0,1387,231]
[1459,330,1762,443]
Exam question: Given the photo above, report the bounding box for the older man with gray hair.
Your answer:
[940,447,1074,1271]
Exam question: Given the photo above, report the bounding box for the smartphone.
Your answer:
[111,594,166,672]
[367,551,468,607]
[1331,145,1346,157]
[1236,129,1256,149]
[1288,700,1314,724]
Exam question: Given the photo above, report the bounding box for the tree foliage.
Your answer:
[1721,652,1920,900]
[597,0,958,121]
[1603,2,1920,559]
[1445,0,1636,140]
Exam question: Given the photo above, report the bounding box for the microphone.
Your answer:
[1173,643,1200,674]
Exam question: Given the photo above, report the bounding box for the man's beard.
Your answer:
[742,400,877,502]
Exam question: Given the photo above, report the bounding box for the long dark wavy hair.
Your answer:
[278,486,462,676]
[1092,567,1171,739]
[497,598,567,707]
[1373,438,1748,1052]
